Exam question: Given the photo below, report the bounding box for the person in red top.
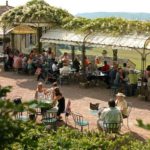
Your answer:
[101,61,110,72]
[84,56,90,66]
[101,61,110,88]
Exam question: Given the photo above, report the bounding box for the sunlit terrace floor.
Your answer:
[0,70,150,140]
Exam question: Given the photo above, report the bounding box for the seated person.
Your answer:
[35,65,45,81]
[59,63,70,76]
[47,47,55,60]
[54,91,65,120]
[101,61,110,73]
[60,52,70,65]
[72,57,80,72]
[84,56,91,67]
[52,61,59,75]
[86,63,96,82]
[34,82,47,100]
[115,92,128,118]
[46,82,59,100]
[95,56,102,70]
[13,54,23,72]
[97,99,123,131]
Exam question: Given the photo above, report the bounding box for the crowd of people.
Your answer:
[33,80,128,132]
[1,46,150,132]
[3,46,150,98]
[3,46,81,84]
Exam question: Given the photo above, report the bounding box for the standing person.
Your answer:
[46,82,59,100]
[101,61,110,87]
[35,65,45,81]
[114,67,124,88]
[54,92,65,120]
[128,69,138,96]
[97,99,123,131]
[115,92,128,118]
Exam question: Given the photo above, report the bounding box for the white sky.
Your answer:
[1,0,150,15]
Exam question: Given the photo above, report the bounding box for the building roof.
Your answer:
[0,5,13,16]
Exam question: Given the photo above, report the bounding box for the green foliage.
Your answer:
[64,17,150,36]
[0,87,150,149]
[136,119,150,130]
[1,0,73,26]
[2,126,150,150]
[0,85,12,98]
[63,17,91,32]
[2,0,150,37]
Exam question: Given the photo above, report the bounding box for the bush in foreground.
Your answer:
[0,86,150,149]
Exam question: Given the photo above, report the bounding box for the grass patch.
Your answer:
[136,119,150,130]
[59,47,150,70]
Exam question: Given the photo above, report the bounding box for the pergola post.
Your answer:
[37,27,42,53]
[81,30,93,76]
[82,42,86,75]
[138,37,150,95]
[11,33,15,50]
[3,26,6,53]
[71,45,75,62]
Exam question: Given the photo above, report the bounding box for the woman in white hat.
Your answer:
[115,92,128,118]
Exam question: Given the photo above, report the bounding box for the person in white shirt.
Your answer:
[34,82,46,100]
[97,99,123,131]
[52,61,58,72]
[59,63,70,76]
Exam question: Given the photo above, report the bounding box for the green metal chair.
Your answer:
[103,122,122,133]
[15,111,29,122]
[71,112,89,132]
[42,109,57,130]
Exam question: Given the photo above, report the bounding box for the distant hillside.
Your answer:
[76,12,150,20]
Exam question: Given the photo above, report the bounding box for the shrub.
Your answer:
[0,86,150,149]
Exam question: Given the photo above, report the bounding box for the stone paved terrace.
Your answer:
[0,70,150,139]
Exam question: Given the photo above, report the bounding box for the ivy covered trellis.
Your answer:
[64,17,150,36]
[1,0,73,51]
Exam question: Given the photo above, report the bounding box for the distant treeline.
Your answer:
[77,12,150,20]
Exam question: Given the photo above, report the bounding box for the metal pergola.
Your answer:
[41,29,150,75]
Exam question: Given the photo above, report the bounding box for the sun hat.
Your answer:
[38,82,43,86]
[116,92,125,97]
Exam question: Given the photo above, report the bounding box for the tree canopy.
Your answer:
[1,0,73,27]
